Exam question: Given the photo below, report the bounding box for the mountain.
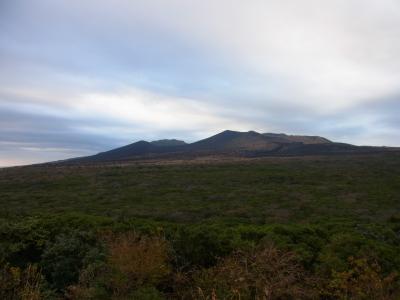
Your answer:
[82,141,159,162]
[262,133,331,144]
[188,130,279,151]
[151,139,187,147]
[67,130,397,163]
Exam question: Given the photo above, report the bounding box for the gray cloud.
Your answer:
[1,0,400,166]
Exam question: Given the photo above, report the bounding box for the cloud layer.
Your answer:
[1,0,400,166]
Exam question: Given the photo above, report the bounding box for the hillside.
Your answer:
[187,130,279,151]
[1,153,400,298]
[150,139,187,147]
[5,153,400,223]
[262,133,332,144]
[67,130,396,164]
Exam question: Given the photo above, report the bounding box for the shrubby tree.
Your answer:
[41,230,103,291]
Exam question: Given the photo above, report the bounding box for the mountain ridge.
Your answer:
[63,130,399,164]
[150,139,187,147]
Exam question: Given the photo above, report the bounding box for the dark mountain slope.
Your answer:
[263,133,331,144]
[66,130,397,163]
[188,130,279,151]
[253,142,381,157]
[83,141,158,161]
[151,139,187,147]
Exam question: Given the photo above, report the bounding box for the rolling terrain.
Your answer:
[2,152,400,222]
[1,134,400,299]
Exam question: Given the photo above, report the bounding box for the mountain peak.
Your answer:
[216,130,260,136]
[191,130,277,151]
[151,139,187,147]
[66,130,396,164]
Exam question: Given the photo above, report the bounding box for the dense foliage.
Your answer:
[1,153,400,298]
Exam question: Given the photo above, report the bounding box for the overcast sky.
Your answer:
[1,0,400,166]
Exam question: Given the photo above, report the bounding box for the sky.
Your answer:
[1,0,400,166]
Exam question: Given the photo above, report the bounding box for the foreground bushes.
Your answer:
[0,264,47,300]
[67,236,315,299]
[41,231,103,292]
[322,257,399,299]
[189,244,315,299]
[66,235,400,299]
[67,232,170,299]
[1,215,400,299]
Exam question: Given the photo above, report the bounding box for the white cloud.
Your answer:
[127,0,400,111]
[1,0,400,165]
[74,88,253,134]
[1,84,258,142]
[3,0,400,114]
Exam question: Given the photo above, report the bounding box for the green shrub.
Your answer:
[41,230,104,291]
[67,232,170,299]
[0,264,48,300]
[322,257,400,299]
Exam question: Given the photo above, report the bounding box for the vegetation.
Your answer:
[1,153,400,298]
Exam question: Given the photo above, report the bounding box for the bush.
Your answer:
[130,286,165,300]
[190,243,317,299]
[67,231,170,299]
[0,264,47,300]
[322,257,400,299]
[41,230,103,291]
[171,225,239,268]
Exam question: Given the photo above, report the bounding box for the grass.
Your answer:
[1,153,399,224]
[1,154,400,298]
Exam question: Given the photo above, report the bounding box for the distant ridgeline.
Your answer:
[62,130,398,163]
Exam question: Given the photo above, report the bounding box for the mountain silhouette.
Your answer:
[67,130,397,163]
